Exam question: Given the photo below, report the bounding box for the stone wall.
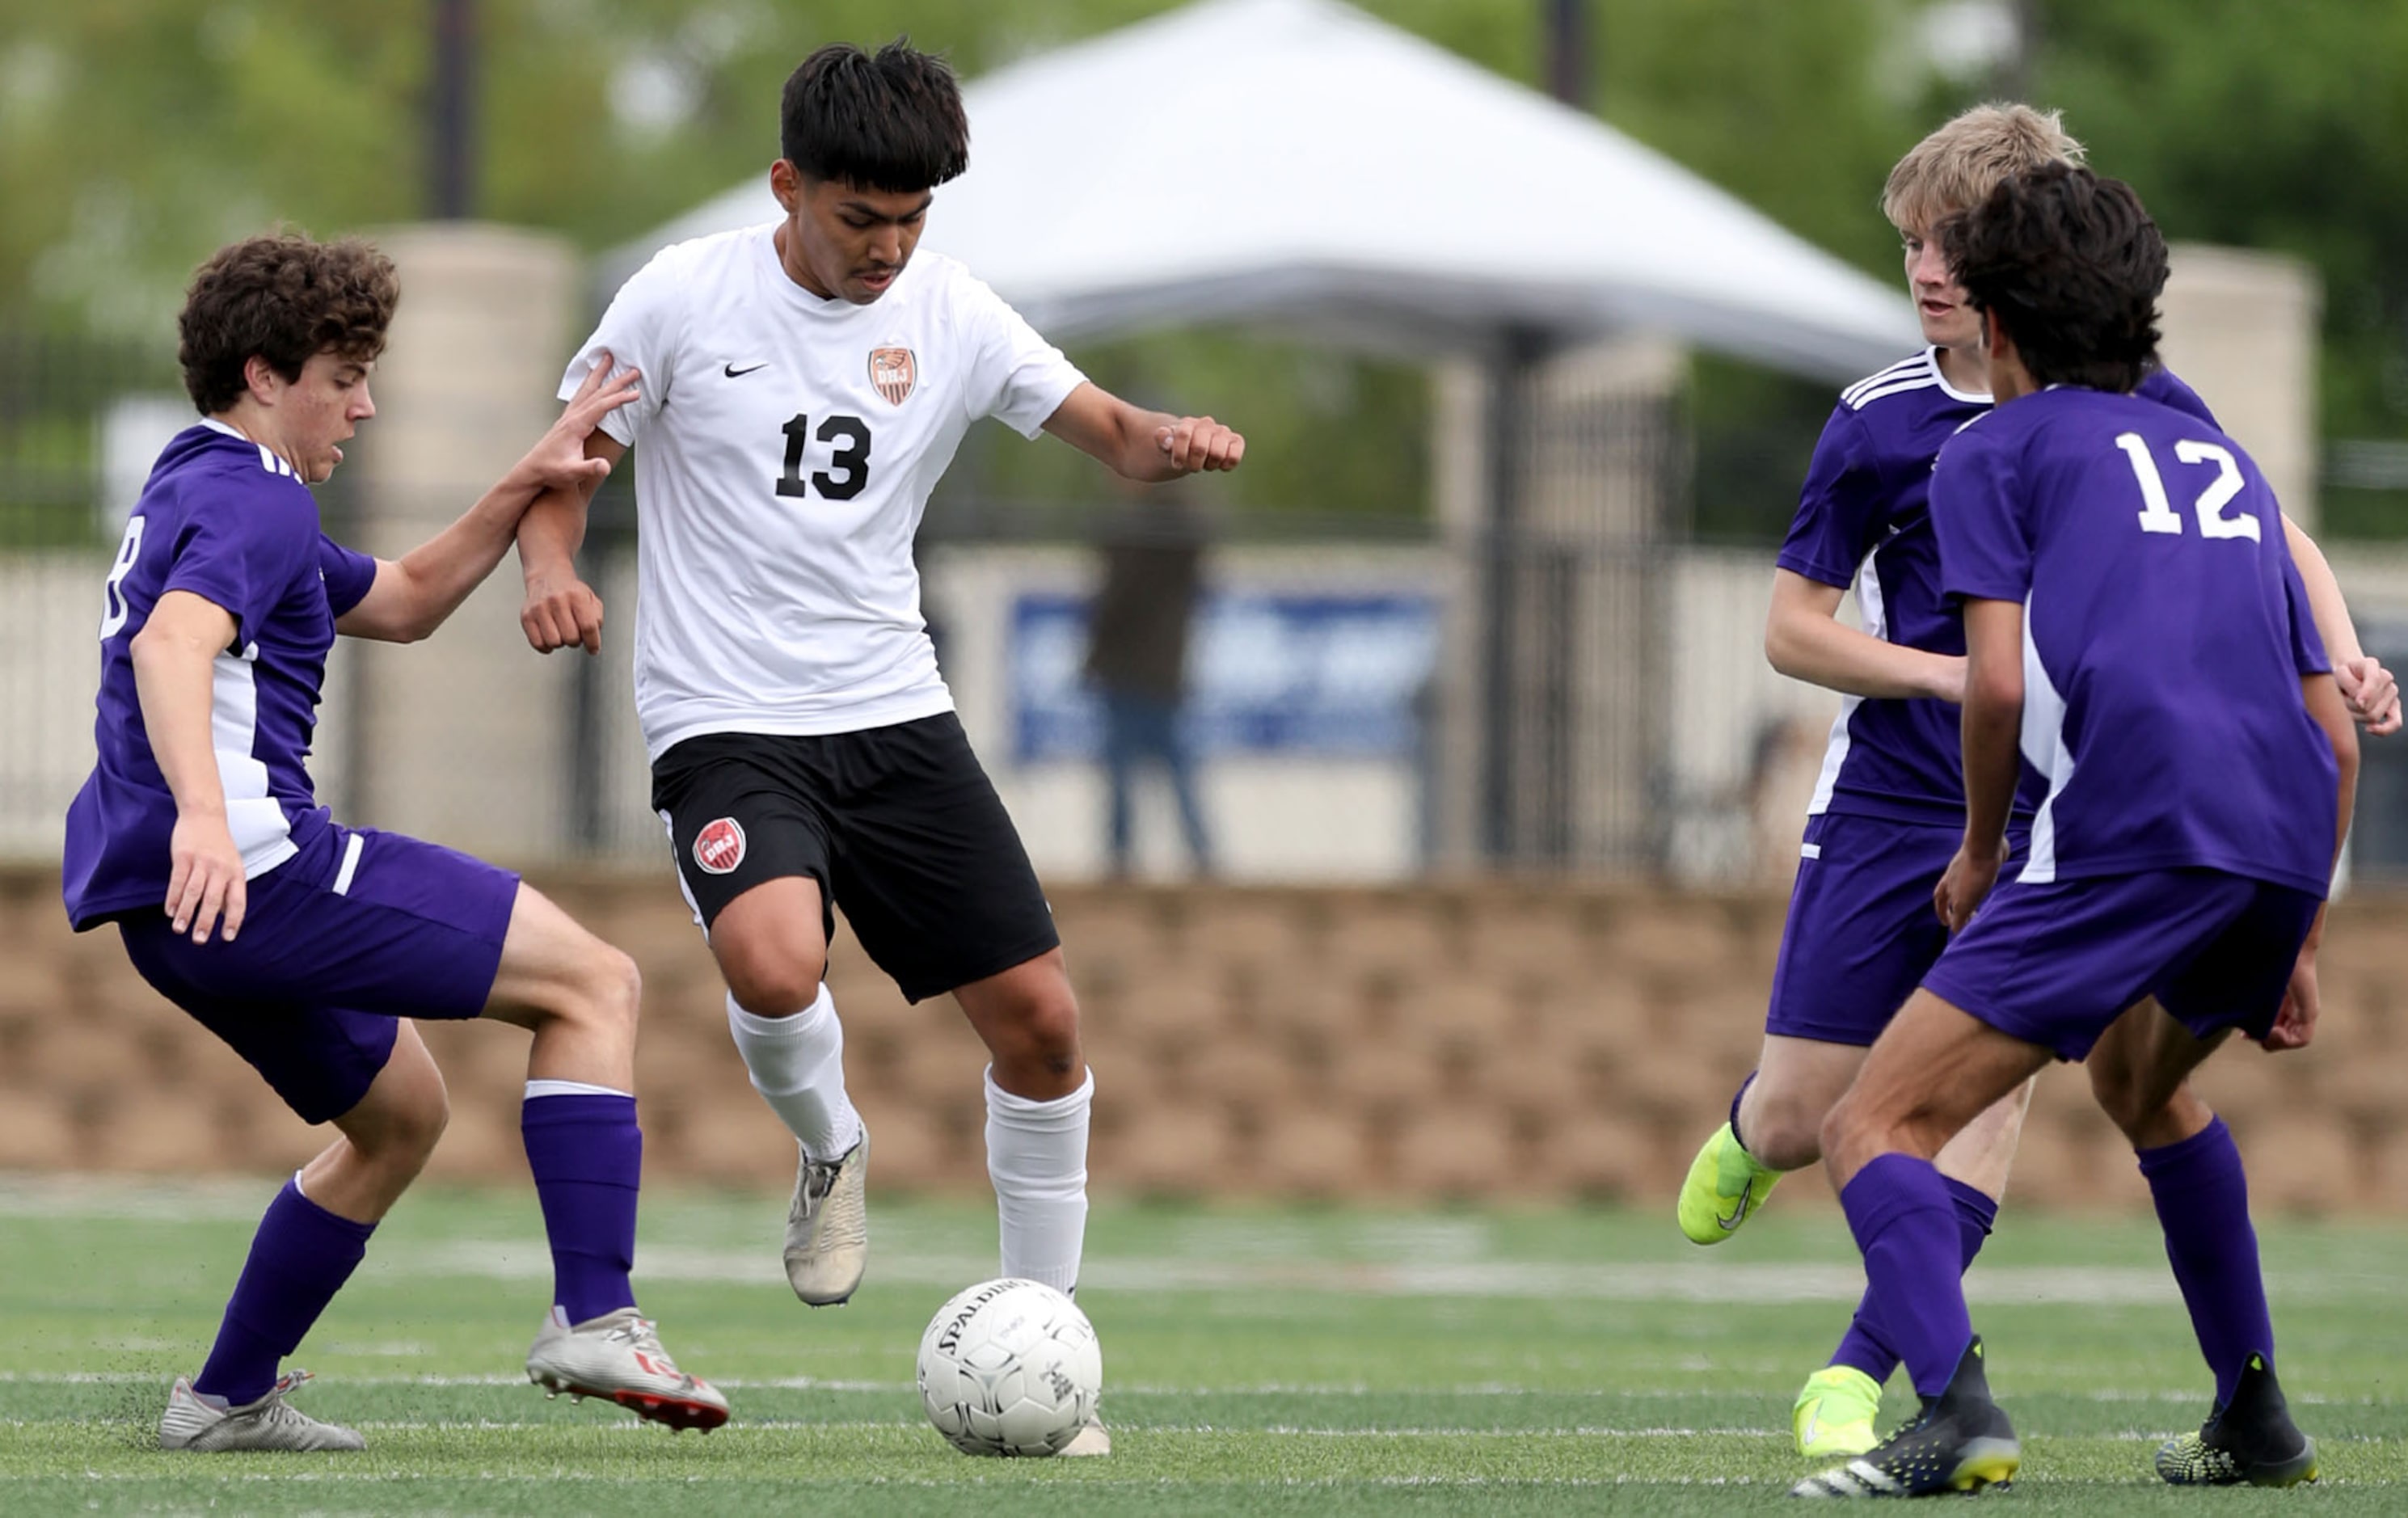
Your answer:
[2,867,2401,1212]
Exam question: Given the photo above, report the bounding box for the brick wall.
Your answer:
[2,867,2399,1212]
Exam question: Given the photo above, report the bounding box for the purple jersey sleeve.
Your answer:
[318,535,380,619]
[1777,407,1883,588]
[1930,423,2032,604]
[158,479,318,645]
[2138,367,2219,430]
[2282,554,2332,677]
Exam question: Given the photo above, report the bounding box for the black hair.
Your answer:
[780,39,969,192]
[1937,162,2167,393]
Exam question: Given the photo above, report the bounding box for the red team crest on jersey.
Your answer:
[693,817,746,875]
[869,347,917,405]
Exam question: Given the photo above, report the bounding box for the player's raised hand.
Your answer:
[522,353,638,495]
[166,812,246,944]
[521,568,605,656]
[1154,416,1244,474]
[1933,841,2001,933]
[2262,949,2322,1052]
[2337,655,2402,736]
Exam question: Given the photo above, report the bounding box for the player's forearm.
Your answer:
[383,471,551,640]
[1959,693,2022,858]
[2305,673,2360,889]
[2284,516,2365,666]
[517,484,593,584]
[1766,610,1962,702]
[129,631,231,822]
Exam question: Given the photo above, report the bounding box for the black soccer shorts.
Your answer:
[651,713,1061,1003]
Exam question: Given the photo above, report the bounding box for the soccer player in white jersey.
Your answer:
[514,41,1242,1455]
[1670,104,2397,1461]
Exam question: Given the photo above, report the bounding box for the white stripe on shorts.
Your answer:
[331,833,365,896]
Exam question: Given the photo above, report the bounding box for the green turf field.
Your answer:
[2,1176,2402,1513]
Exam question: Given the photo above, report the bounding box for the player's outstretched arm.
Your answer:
[129,590,247,944]
[2264,672,2361,1052]
[339,357,636,645]
[1765,568,1967,702]
[2284,514,2401,735]
[1040,383,1243,482]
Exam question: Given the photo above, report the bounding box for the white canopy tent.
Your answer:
[602,0,1915,377]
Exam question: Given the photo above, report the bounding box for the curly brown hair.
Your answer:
[178,233,400,415]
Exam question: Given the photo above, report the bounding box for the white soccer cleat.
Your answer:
[1060,1417,1112,1457]
[525,1306,730,1432]
[158,1369,365,1453]
[785,1132,869,1305]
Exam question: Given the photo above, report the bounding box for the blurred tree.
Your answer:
[6,2,2397,531]
[2032,0,2408,535]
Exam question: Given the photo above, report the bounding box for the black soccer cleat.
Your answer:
[1790,1337,2020,1499]
[2155,1353,2318,1487]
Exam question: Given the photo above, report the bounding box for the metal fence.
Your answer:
[13,327,2408,884]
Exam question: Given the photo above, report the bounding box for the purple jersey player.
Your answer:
[1674,104,2395,1466]
[68,233,725,1451]
[1796,164,2354,1499]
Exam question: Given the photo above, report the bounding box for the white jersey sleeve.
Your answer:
[556,246,690,447]
[953,268,1086,438]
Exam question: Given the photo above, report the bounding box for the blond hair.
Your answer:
[1881,103,2086,236]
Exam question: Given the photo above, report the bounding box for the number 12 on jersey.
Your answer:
[2115,432,2258,542]
[777,413,872,502]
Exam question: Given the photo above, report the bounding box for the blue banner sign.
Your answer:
[1010,591,1440,762]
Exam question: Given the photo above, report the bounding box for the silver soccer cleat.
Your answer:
[1059,1416,1113,1457]
[525,1306,730,1432]
[158,1369,365,1453]
[785,1132,869,1305]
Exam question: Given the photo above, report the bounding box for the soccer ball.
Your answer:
[915,1278,1102,1457]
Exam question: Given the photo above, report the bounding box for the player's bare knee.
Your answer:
[584,946,643,1046]
[2088,1057,2153,1140]
[994,996,1082,1079]
[719,943,827,1018]
[367,1080,449,1171]
[1746,1085,1828,1170]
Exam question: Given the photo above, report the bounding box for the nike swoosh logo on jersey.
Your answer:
[723,361,769,378]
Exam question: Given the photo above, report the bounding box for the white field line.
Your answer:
[0,1371,2378,1407]
[367,1242,2385,1307]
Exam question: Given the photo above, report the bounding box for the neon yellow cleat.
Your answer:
[1675,1121,1779,1245]
[1793,1364,1883,1459]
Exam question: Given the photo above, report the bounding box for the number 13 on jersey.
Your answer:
[777,413,872,502]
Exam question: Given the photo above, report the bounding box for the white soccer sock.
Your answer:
[984,1065,1093,1295]
[726,987,862,1161]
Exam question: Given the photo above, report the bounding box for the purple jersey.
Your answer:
[62,422,380,930]
[1780,348,2216,825]
[1931,386,2336,894]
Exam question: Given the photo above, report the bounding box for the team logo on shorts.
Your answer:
[693,817,747,875]
[869,346,917,405]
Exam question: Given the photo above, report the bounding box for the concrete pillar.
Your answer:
[344,224,582,859]
[2158,242,2322,530]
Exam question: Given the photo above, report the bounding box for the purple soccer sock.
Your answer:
[1829,1174,1999,1382]
[192,1178,375,1406]
[1839,1153,1975,1399]
[521,1090,643,1325]
[2138,1115,2273,1408]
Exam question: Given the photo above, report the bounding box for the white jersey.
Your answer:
[559,225,1086,759]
